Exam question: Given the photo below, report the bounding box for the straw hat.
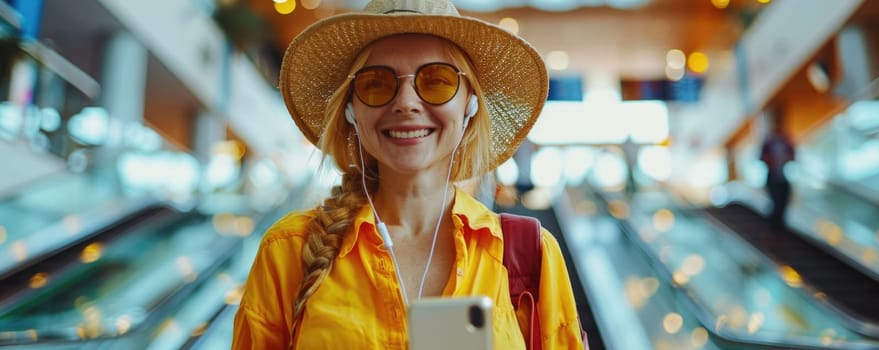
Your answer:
[279,0,548,172]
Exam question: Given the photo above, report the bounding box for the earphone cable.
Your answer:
[416,130,465,300]
[352,101,471,304]
[356,133,410,306]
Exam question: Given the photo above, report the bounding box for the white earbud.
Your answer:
[463,94,478,130]
[345,103,357,126]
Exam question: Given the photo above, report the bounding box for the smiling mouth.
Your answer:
[385,129,434,139]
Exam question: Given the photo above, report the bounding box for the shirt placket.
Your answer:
[374,245,406,349]
[449,227,468,295]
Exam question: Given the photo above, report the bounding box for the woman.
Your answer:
[232,0,585,348]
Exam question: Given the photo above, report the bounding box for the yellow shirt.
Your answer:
[233,188,584,349]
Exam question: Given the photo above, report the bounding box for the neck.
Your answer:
[373,175,456,239]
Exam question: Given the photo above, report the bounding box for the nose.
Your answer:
[391,74,422,115]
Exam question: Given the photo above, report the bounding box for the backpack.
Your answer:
[499,213,589,350]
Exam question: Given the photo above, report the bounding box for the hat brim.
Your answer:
[279,12,548,172]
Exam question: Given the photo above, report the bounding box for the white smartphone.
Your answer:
[407,296,493,350]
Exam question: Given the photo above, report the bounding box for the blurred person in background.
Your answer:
[621,135,638,196]
[513,137,536,196]
[231,0,586,348]
[759,111,796,236]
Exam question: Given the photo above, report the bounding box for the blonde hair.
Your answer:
[290,35,492,334]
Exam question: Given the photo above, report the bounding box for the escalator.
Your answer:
[0,163,322,349]
[552,186,741,350]
[704,203,879,336]
[589,186,879,349]
[0,205,180,315]
[0,165,164,281]
[0,206,245,348]
[158,182,318,350]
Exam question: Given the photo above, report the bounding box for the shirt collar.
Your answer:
[337,187,501,258]
[339,205,376,258]
[450,187,501,239]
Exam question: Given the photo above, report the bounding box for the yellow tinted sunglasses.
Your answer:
[349,62,466,107]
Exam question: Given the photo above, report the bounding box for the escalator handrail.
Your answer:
[0,197,165,280]
[179,304,237,350]
[118,229,246,347]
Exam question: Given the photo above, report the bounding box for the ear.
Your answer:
[463,94,478,130]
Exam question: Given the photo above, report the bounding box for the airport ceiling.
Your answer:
[241,0,759,82]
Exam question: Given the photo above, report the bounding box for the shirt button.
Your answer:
[456,268,464,276]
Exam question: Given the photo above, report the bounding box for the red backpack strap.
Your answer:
[500,213,542,299]
[500,213,543,350]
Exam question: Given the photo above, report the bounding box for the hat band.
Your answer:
[383,9,422,14]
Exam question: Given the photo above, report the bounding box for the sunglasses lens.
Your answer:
[354,67,397,107]
[415,64,460,105]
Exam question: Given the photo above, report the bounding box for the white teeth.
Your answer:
[388,129,430,139]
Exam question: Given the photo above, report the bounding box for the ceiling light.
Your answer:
[687,52,709,73]
[274,0,296,14]
[498,17,519,34]
[665,66,685,81]
[807,62,830,93]
[711,0,730,9]
[666,49,686,70]
[301,0,322,10]
[546,51,570,71]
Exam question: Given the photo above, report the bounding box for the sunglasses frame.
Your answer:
[348,62,467,107]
